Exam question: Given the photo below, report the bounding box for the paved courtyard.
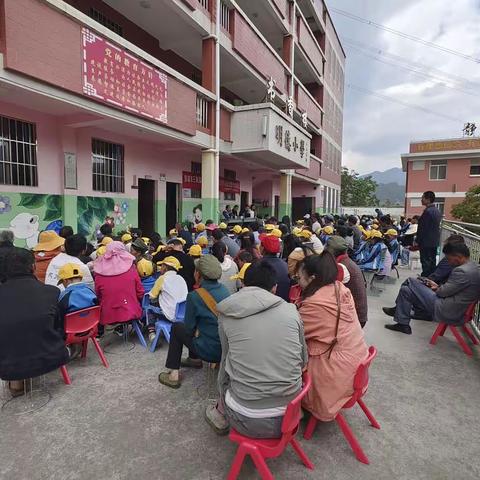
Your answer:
[1,269,479,480]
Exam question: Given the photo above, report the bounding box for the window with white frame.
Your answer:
[429,160,447,180]
[0,116,37,186]
[470,159,480,176]
[433,197,445,215]
[92,139,124,193]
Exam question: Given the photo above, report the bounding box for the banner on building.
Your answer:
[81,28,168,124]
[219,177,240,194]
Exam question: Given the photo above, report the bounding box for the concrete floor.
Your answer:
[1,269,480,480]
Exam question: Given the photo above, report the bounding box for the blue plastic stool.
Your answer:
[132,319,148,348]
[149,301,187,353]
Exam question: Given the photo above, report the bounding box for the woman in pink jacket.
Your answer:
[297,252,368,422]
[94,241,144,331]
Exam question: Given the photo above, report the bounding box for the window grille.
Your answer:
[89,8,124,36]
[92,139,125,193]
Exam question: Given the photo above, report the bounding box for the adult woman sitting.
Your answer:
[211,241,239,294]
[297,252,368,422]
[233,233,262,266]
[94,241,144,335]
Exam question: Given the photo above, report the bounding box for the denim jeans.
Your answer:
[394,278,437,326]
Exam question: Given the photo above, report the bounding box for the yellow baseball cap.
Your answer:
[363,230,372,239]
[195,223,206,232]
[241,227,250,234]
[137,258,154,278]
[142,237,151,246]
[188,245,203,257]
[196,236,208,247]
[57,263,83,285]
[100,236,113,247]
[157,256,182,271]
[299,229,312,239]
[370,230,383,239]
[230,263,251,280]
[121,233,132,244]
[386,229,398,236]
[155,244,166,254]
[292,227,302,236]
[96,245,107,256]
[232,225,242,234]
[371,224,379,230]
[265,224,275,231]
[323,226,334,235]
[178,237,186,245]
[219,222,227,229]
[169,228,178,236]
[271,228,283,238]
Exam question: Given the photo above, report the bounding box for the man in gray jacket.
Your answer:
[384,243,480,334]
[205,261,307,437]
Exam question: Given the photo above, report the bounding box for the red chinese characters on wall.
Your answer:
[82,28,167,124]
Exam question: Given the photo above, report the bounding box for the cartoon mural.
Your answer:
[0,193,63,247]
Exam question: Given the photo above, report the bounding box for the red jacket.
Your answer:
[95,266,144,325]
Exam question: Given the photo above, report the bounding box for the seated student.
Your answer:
[121,233,132,251]
[158,255,230,389]
[45,234,94,290]
[205,261,307,436]
[59,225,74,239]
[0,248,69,397]
[212,241,239,294]
[188,244,203,261]
[297,253,368,423]
[259,235,290,301]
[236,250,254,271]
[385,229,400,266]
[130,238,151,261]
[195,223,207,241]
[33,231,65,283]
[94,242,145,336]
[137,257,157,292]
[212,228,240,257]
[230,262,251,290]
[357,230,385,270]
[320,225,334,245]
[57,263,98,321]
[196,235,210,255]
[147,256,188,342]
[384,243,480,334]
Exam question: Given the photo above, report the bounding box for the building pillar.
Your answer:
[201,149,219,222]
[279,172,292,220]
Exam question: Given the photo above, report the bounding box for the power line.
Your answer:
[346,84,464,123]
[346,44,479,98]
[331,8,480,64]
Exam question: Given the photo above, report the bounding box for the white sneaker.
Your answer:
[148,332,157,343]
[205,404,229,435]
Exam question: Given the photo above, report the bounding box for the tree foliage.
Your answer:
[341,167,379,207]
[451,185,480,224]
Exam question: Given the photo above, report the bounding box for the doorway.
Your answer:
[292,196,314,222]
[166,182,180,232]
[138,178,155,237]
[274,195,279,220]
[240,191,249,213]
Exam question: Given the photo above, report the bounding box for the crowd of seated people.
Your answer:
[2,207,476,447]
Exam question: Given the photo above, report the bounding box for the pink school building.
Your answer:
[0,0,344,245]
[402,137,480,220]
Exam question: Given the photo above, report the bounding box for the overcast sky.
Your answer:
[326,0,480,174]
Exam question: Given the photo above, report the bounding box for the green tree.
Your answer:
[451,185,480,224]
[341,167,379,207]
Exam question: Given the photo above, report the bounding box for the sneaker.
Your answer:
[180,357,203,369]
[385,323,412,335]
[382,307,396,317]
[148,331,157,343]
[113,325,124,337]
[205,404,230,435]
[158,371,181,389]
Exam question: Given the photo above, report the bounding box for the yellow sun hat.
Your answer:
[33,230,65,252]
[230,263,251,281]
[219,222,227,230]
[137,258,154,278]
[195,223,206,232]
[196,236,209,247]
[271,228,283,238]
[323,226,334,235]
[157,256,182,271]
[121,233,132,244]
[232,225,242,235]
[188,244,203,257]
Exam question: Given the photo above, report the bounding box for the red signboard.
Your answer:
[182,171,202,190]
[82,28,167,124]
[220,177,241,194]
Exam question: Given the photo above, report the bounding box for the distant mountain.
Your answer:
[361,168,405,206]
[361,167,405,185]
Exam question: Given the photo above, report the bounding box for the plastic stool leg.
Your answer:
[430,323,447,345]
[462,324,479,345]
[150,323,162,353]
[304,415,318,440]
[290,438,314,469]
[250,447,274,480]
[60,366,71,385]
[81,340,88,358]
[91,337,109,368]
[336,413,369,464]
[227,444,248,480]
[357,399,380,429]
[449,326,473,356]
[132,320,147,348]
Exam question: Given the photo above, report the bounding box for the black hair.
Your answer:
[59,226,74,239]
[65,234,87,257]
[150,232,162,250]
[282,234,301,259]
[279,223,288,236]
[211,241,226,264]
[84,243,95,257]
[212,229,224,241]
[337,219,345,226]
[336,225,349,238]
[5,247,35,278]
[244,261,278,291]
[206,219,214,226]
[299,252,338,300]
[281,216,291,229]
[238,250,253,263]
[443,242,470,258]
[251,221,259,232]
[100,223,113,236]
[445,234,465,245]
[168,239,183,248]
[130,228,142,240]
[240,233,256,255]
[225,205,230,209]
[423,191,436,203]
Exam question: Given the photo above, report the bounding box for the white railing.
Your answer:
[220,0,231,31]
[196,96,209,128]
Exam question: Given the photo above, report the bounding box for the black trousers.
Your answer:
[165,323,199,370]
[420,247,437,277]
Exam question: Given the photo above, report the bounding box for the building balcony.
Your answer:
[295,81,323,130]
[295,153,322,180]
[229,102,311,170]
[296,13,324,79]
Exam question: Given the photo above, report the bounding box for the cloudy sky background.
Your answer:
[326,0,480,174]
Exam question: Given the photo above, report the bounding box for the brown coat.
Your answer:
[34,249,62,283]
[299,282,368,421]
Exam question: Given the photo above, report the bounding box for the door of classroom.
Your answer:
[138,178,155,237]
[240,191,249,212]
[292,197,314,222]
[166,182,180,232]
[274,195,279,220]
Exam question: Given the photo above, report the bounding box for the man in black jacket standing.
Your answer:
[416,191,442,277]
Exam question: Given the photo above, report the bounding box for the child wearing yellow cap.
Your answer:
[147,256,188,342]
[196,235,210,255]
[188,244,203,259]
[230,262,251,289]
